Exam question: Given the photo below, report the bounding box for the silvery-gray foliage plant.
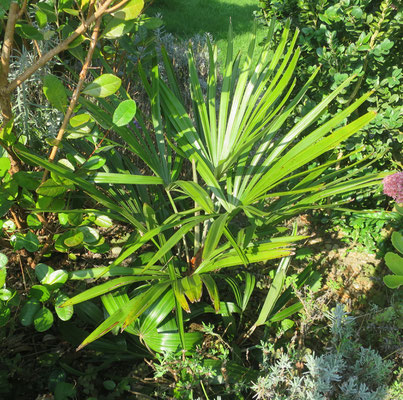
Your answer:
[252,305,392,400]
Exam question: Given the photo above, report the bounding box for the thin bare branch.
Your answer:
[17,0,28,19]
[0,2,19,123]
[4,0,117,94]
[105,0,131,14]
[43,16,103,180]
[0,2,19,82]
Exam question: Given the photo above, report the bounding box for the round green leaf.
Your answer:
[0,157,11,179]
[103,380,116,391]
[43,75,68,112]
[54,382,76,399]
[113,99,137,127]
[67,213,83,226]
[0,252,7,269]
[0,306,11,326]
[351,6,363,19]
[141,17,164,30]
[102,19,135,39]
[36,196,65,210]
[112,0,144,20]
[42,270,69,288]
[70,113,92,127]
[391,231,403,255]
[55,292,74,321]
[55,234,69,253]
[35,10,47,28]
[10,232,39,252]
[77,226,99,244]
[34,307,54,332]
[3,220,16,232]
[58,213,69,226]
[85,238,110,254]
[27,214,42,228]
[82,74,121,98]
[16,23,43,40]
[36,263,54,283]
[48,369,67,392]
[0,288,13,301]
[64,230,84,247]
[81,156,106,170]
[29,285,51,302]
[94,215,113,228]
[385,252,403,276]
[23,231,40,252]
[20,299,41,326]
[280,318,295,331]
[383,275,403,289]
[36,178,73,197]
[14,171,40,190]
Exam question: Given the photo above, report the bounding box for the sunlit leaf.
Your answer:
[36,263,54,282]
[103,19,135,39]
[77,281,169,350]
[0,254,7,287]
[142,331,202,353]
[43,75,68,112]
[15,23,43,40]
[81,156,106,170]
[20,299,41,326]
[63,230,84,247]
[181,275,202,303]
[385,252,403,276]
[42,270,69,288]
[36,178,74,197]
[62,276,157,307]
[77,226,99,244]
[34,307,54,332]
[29,285,51,302]
[112,0,144,20]
[93,214,113,228]
[113,99,137,127]
[0,157,11,179]
[383,275,403,289]
[55,292,74,321]
[82,74,121,98]
[391,232,403,255]
[200,274,220,312]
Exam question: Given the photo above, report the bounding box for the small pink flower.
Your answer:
[383,172,403,203]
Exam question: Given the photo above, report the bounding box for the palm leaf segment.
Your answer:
[160,20,383,215]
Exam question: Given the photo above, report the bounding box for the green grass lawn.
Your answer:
[148,0,268,66]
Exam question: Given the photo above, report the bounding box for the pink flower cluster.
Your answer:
[383,172,403,203]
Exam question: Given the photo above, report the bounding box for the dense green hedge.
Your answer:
[259,0,402,179]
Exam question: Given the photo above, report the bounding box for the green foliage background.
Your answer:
[259,0,402,174]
